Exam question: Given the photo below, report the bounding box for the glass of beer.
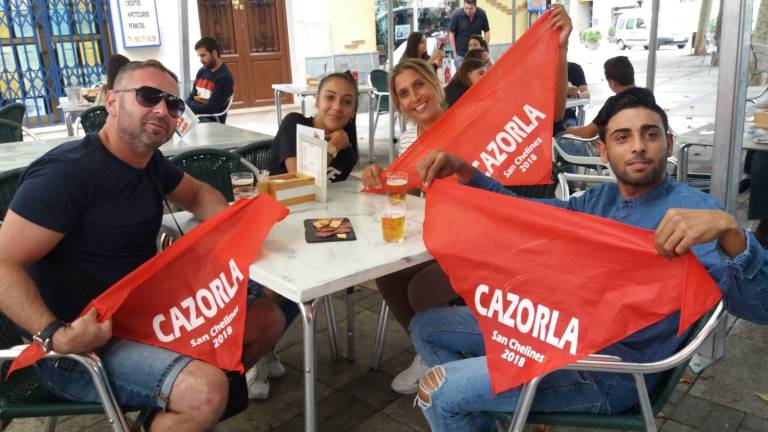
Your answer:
[381,202,406,243]
[233,186,257,200]
[387,171,408,204]
[231,172,254,193]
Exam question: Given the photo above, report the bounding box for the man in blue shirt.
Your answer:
[186,37,234,123]
[409,87,767,431]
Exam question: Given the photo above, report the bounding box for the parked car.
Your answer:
[614,10,688,50]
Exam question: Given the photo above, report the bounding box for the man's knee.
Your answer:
[416,366,445,408]
[168,361,228,424]
[246,298,286,344]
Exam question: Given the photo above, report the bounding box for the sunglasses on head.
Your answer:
[113,86,186,118]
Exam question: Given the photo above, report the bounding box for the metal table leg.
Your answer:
[65,112,75,136]
[346,287,355,362]
[323,296,339,361]
[368,91,376,163]
[274,89,283,124]
[298,301,318,432]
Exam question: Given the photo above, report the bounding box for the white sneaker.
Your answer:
[245,357,270,400]
[265,351,285,379]
[391,354,429,394]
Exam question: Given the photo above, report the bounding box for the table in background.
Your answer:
[58,101,94,136]
[565,98,590,126]
[272,84,378,162]
[676,122,768,182]
[0,123,273,174]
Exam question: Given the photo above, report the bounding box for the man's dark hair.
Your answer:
[194,37,220,55]
[464,0,477,5]
[603,56,634,86]
[105,54,130,91]
[594,87,669,142]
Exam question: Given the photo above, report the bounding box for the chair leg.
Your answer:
[323,295,340,361]
[632,373,658,432]
[346,287,355,362]
[42,416,57,432]
[508,375,543,432]
[370,301,390,370]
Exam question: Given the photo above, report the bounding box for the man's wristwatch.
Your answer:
[32,319,66,353]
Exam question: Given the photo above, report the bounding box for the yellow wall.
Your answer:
[478,0,530,44]
[328,0,377,54]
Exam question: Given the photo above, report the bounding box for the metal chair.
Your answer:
[170,148,258,202]
[368,69,390,134]
[0,103,39,141]
[0,312,130,431]
[487,301,725,432]
[0,119,22,144]
[553,134,616,197]
[78,105,108,134]
[196,95,234,124]
[233,139,273,171]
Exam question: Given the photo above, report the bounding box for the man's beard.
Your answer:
[611,156,668,188]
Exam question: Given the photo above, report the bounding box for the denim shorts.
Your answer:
[36,338,192,411]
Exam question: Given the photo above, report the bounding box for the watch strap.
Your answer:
[33,319,66,352]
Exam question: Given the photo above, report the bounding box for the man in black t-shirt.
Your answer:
[0,60,284,431]
[450,0,490,67]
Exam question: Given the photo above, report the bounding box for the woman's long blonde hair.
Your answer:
[388,58,445,124]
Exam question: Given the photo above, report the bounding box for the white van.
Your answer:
[614,11,689,50]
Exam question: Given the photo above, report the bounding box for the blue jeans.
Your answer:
[37,339,192,410]
[410,307,612,432]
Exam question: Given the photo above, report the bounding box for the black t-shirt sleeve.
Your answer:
[10,156,92,234]
[568,63,587,87]
[450,13,459,33]
[481,12,490,32]
[157,153,185,194]
[271,113,312,170]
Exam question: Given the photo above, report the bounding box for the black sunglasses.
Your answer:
[113,86,186,118]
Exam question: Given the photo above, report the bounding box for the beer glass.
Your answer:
[231,172,255,193]
[386,171,408,204]
[381,202,406,243]
[233,186,257,200]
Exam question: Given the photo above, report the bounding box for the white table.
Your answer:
[0,123,273,173]
[676,122,768,182]
[272,83,378,163]
[164,179,431,432]
[58,101,94,136]
[565,98,590,126]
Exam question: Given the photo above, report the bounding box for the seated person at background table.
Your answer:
[0,60,286,431]
[402,31,445,72]
[410,87,768,431]
[95,53,130,106]
[186,37,234,124]
[566,55,635,139]
[268,72,358,183]
[749,151,768,247]
[360,4,572,395]
[444,57,487,107]
[553,61,589,134]
[463,47,491,66]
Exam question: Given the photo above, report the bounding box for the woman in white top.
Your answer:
[361,59,456,395]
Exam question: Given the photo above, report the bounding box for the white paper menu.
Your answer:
[296,124,328,202]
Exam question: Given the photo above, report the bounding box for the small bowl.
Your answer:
[83,95,96,103]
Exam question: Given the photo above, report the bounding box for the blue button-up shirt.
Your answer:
[467,171,768,411]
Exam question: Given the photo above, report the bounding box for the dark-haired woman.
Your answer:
[269,72,359,182]
[402,31,444,71]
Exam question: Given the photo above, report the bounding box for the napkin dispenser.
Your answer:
[268,173,315,206]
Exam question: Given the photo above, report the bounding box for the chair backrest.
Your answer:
[170,148,248,201]
[0,103,26,125]
[0,167,23,222]
[0,119,22,144]
[79,105,108,134]
[197,94,234,124]
[233,138,273,171]
[369,69,390,112]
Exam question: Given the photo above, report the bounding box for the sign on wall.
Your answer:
[117,0,161,48]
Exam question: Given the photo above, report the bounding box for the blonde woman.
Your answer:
[362,59,456,394]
